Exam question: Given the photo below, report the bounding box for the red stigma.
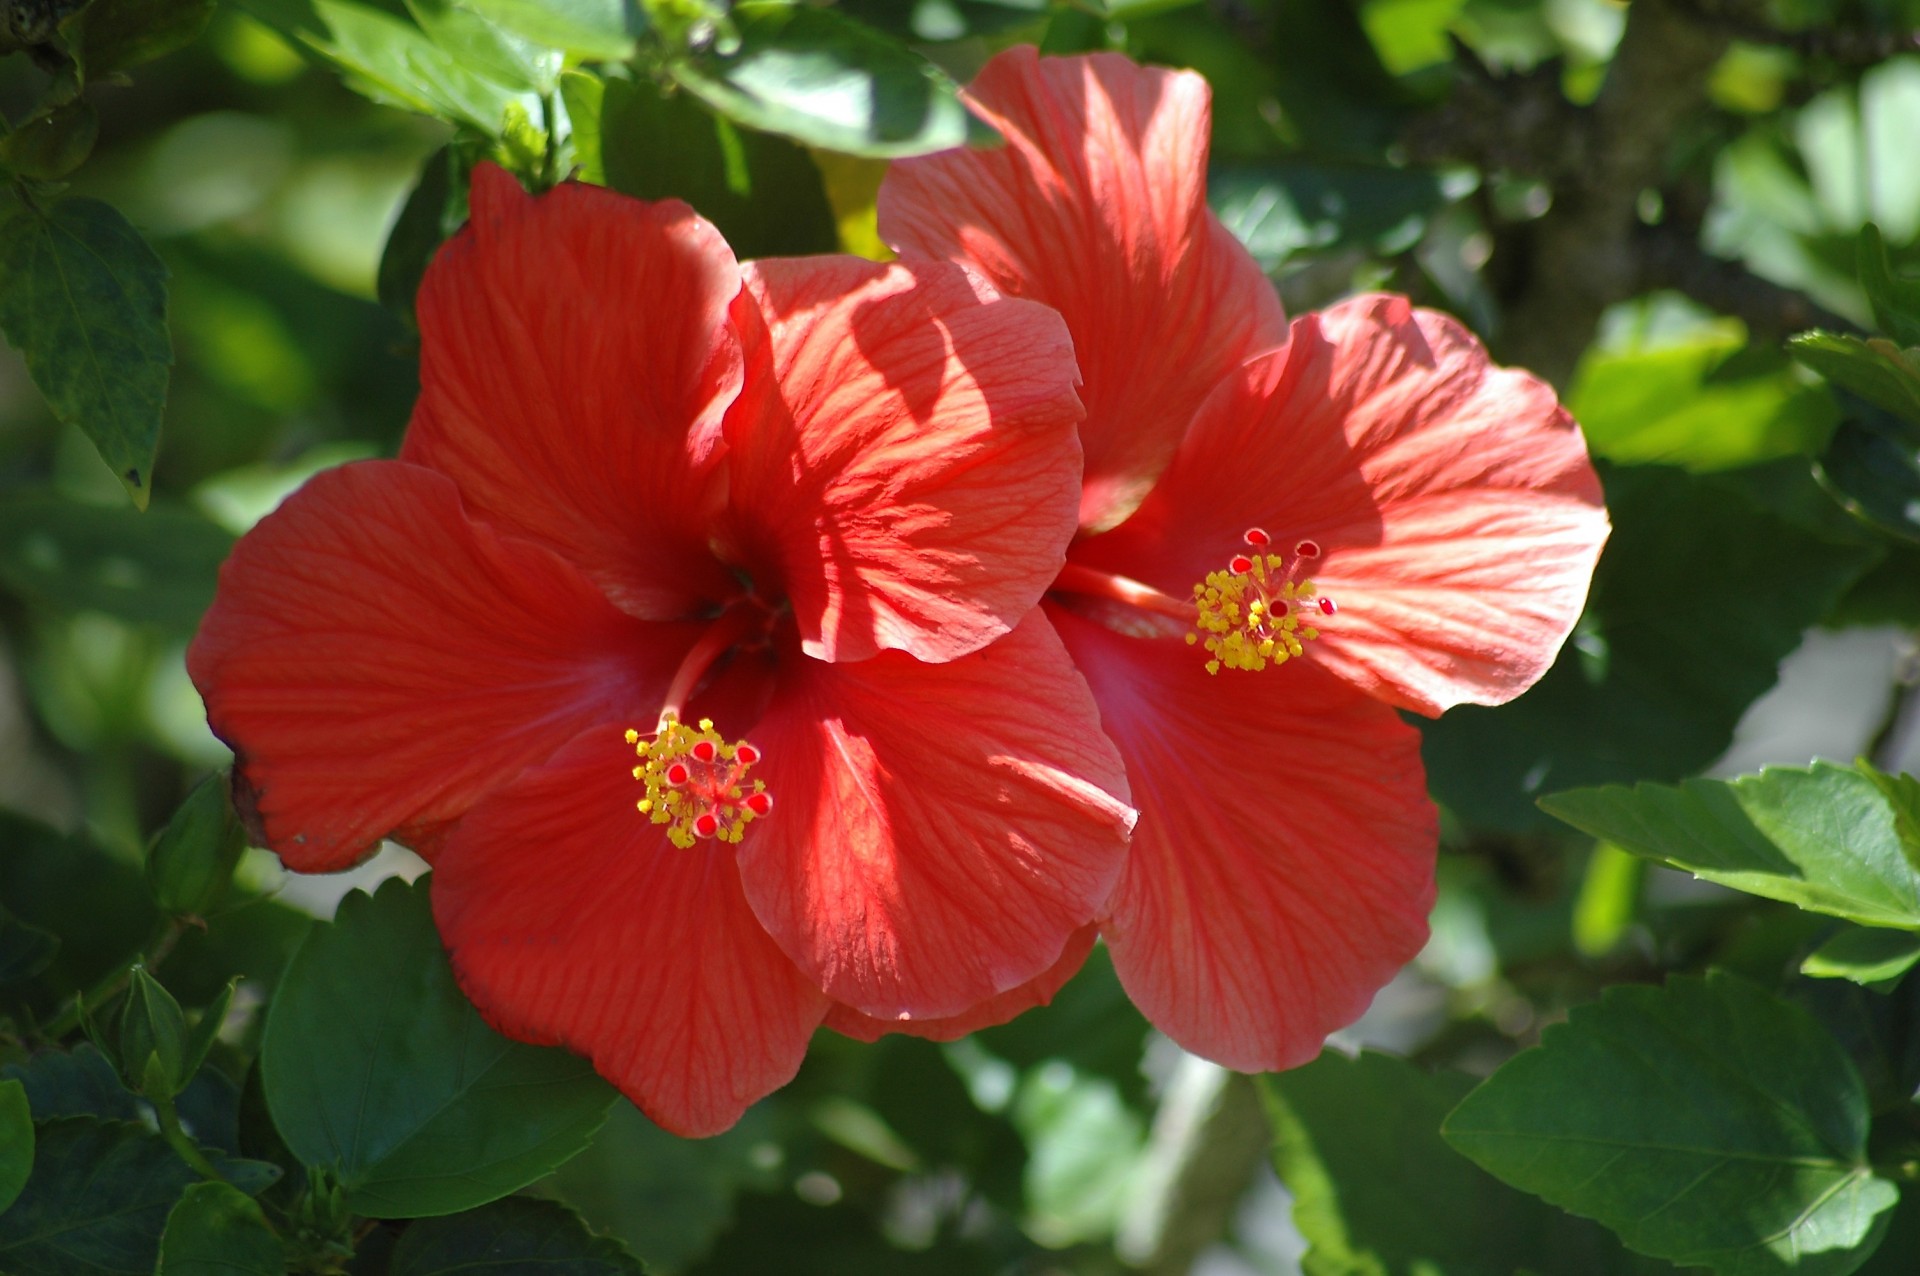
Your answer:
[664,761,690,786]
[1295,540,1321,559]
[734,743,760,765]
[745,791,774,816]
[691,739,717,762]
[1229,554,1254,575]
[1243,528,1271,547]
[693,812,720,839]
[1318,598,1337,615]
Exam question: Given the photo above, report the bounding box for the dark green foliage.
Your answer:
[261,876,615,1218]
[1445,973,1898,1275]
[0,197,171,507]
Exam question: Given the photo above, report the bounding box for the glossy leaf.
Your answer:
[1263,1051,1648,1276]
[1212,161,1475,272]
[459,0,638,60]
[390,1197,645,1275]
[156,1181,283,1276]
[1801,927,1920,986]
[667,2,991,158]
[1860,223,1920,347]
[237,0,517,130]
[261,876,615,1218]
[1444,972,1898,1275]
[1541,763,1920,930]
[595,74,837,258]
[0,492,232,634]
[0,197,171,508]
[0,1079,30,1214]
[1422,465,1878,830]
[1571,326,1839,470]
[1788,332,1920,427]
[1818,415,1920,544]
[0,1116,200,1276]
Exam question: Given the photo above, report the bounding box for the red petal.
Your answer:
[188,461,689,872]
[401,165,742,619]
[433,728,829,1137]
[823,925,1096,1044]
[723,256,1085,664]
[1051,604,1436,1071]
[737,612,1133,1021]
[1079,295,1609,715]
[879,47,1285,533]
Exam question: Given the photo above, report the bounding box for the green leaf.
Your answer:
[0,903,60,984]
[1801,927,1920,986]
[376,146,471,329]
[1422,465,1879,831]
[1,1045,141,1123]
[0,101,99,179]
[236,0,518,130]
[1818,416,1920,544]
[1789,332,1920,427]
[179,978,237,1086]
[261,876,615,1218]
[1443,972,1899,1276]
[1540,763,1920,930]
[66,0,217,77]
[390,1197,645,1275]
[1211,161,1475,272]
[1859,224,1920,347]
[146,774,247,918]
[559,69,605,184]
[0,197,171,508]
[0,812,159,1021]
[666,2,991,158]
[459,0,639,60]
[404,0,563,93]
[0,491,233,634]
[1263,1051,1648,1276]
[595,75,837,258]
[0,1116,200,1275]
[156,1181,283,1276]
[0,1079,30,1215]
[1571,325,1840,470]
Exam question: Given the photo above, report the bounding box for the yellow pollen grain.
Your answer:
[1188,552,1326,675]
[625,712,771,849]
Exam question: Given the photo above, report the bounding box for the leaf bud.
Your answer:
[118,965,188,1097]
[146,773,247,918]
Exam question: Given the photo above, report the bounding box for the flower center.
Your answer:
[622,594,778,848]
[626,716,771,848]
[1187,528,1335,675]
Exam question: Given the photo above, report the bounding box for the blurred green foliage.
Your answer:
[8,0,1920,1273]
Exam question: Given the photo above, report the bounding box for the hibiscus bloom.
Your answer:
[858,48,1610,1068]
[188,164,1136,1135]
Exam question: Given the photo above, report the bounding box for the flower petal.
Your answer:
[722,256,1085,664]
[1050,605,1436,1072]
[432,727,829,1137]
[188,461,688,872]
[823,925,1096,1044]
[879,46,1285,533]
[736,612,1134,1022]
[400,165,743,619]
[1079,294,1609,715]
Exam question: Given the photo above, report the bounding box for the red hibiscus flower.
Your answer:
[188,165,1136,1135]
[865,48,1611,1069]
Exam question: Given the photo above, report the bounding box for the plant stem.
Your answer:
[37,917,187,1042]
[151,1084,225,1181]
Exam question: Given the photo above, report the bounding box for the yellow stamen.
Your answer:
[624,714,771,848]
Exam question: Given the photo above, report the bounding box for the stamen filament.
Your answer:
[658,606,760,727]
[1053,561,1193,622]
